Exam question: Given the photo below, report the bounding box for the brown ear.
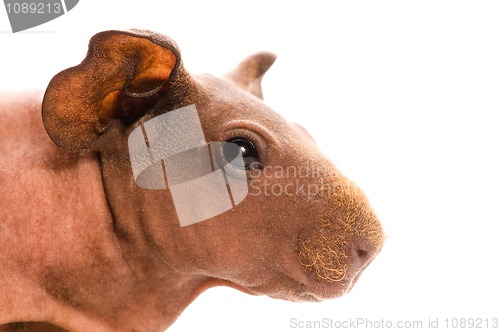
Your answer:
[42,29,190,152]
[223,51,276,99]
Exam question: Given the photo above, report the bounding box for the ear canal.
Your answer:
[224,51,277,99]
[42,29,188,152]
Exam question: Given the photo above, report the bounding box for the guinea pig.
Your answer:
[0,29,384,332]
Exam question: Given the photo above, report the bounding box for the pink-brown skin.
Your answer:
[0,30,384,332]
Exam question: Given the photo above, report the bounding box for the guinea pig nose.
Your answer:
[351,236,378,267]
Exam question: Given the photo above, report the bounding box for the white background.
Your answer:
[1,1,500,331]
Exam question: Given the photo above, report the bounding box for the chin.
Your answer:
[266,285,350,302]
[242,272,357,303]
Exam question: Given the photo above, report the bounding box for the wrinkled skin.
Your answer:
[0,30,384,332]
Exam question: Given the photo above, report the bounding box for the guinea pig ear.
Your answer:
[42,29,191,152]
[223,51,276,99]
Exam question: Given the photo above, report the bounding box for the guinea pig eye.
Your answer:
[223,137,262,170]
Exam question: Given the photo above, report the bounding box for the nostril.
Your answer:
[356,249,368,259]
[352,236,378,266]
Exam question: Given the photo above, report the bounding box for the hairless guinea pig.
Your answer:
[0,29,385,332]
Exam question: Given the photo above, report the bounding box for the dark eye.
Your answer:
[224,137,262,170]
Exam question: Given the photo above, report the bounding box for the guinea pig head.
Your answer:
[42,29,385,302]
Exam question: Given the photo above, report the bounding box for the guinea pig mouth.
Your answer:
[293,222,381,300]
